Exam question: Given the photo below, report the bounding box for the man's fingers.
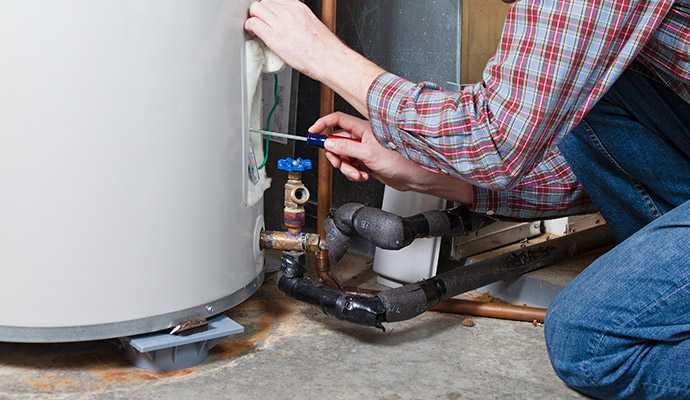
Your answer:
[326,151,369,182]
[244,17,272,38]
[351,159,370,180]
[308,112,345,133]
[325,151,343,169]
[326,112,368,131]
[323,137,373,162]
[245,1,279,37]
[338,159,368,182]
[248,0,279,21]
[309,112,369,135]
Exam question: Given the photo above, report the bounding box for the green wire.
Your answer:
[257,74,279,170]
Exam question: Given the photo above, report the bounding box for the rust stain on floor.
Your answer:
[12,346,197,390]
[24,374,78,392]
[93,368,194,384]
[1,256,371,395]
[2,281,297,394]
[214,287,291,360]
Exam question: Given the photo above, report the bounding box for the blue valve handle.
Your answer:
[277,157,313,172]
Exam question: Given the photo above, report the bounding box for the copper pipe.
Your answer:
[316,0,340,291]
[321,0,337,32]
[315,251,343,291]
[343,286,379,297]
[432,299,548,323]
[260,230,323,253]
[316,146,332,239]
[317,0,336,242]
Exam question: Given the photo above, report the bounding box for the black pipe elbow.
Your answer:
[324,204,419,261]
[277,251,386,330]
[324,203,491,261]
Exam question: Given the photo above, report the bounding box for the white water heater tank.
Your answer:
[0,0,264,342]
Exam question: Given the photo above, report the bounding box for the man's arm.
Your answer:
[244,0,383,117]
[312,112,595,220]
[471,148,596,220]
[309,112,475,204]
[247,0,674,190]
[365,1,674,191]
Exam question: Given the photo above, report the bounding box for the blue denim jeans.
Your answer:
[548,63,690,399]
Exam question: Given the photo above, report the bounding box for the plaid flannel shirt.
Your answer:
[367,0,690,220]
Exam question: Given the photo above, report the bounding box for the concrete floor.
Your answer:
[0,252,587,400]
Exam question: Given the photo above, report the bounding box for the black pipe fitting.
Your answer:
[277,251,386,330]
[280,250,307,279]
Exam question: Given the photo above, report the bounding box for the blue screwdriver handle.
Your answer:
[306,133,361,148]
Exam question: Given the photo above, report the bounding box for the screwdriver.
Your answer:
[250,128,361,148]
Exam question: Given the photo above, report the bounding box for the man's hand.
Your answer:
[310,112,474,205]
[244,0,384,117]
[244,0,340,80]
[311,112,405,187]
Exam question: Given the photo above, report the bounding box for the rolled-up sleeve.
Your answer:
[366,0,673,194]
[471,148,596,220]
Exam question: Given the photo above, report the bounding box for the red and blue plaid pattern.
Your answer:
[367,0,688,219]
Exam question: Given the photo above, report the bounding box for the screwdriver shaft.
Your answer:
[251,128,360,149]
[250,128,308,142]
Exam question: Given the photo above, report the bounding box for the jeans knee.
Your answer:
[545,292,628,398]
[544,293,592,389]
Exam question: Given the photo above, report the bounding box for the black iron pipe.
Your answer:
[379,224,615,322]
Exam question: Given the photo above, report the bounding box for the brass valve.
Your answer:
[284,171,310,209]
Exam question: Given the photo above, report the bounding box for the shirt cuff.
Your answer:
[366,72,418,157]
[470,178,596,221]
[470,186,505,218]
